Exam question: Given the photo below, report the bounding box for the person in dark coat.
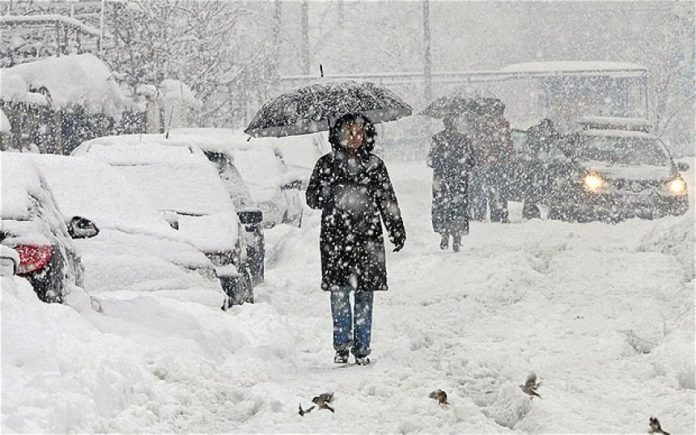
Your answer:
[306,113,406,365]
[427,116,474,252]
[522,118,562,219]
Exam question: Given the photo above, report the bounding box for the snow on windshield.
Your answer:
[574,131,668,165]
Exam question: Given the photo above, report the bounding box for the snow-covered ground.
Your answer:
[2,161,694,433]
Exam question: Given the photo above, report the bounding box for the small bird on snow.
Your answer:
[312,392,335,412]
[299,392,335,416]
[519,372,542,399]
[649,417,669,435]
[429,389,449,405]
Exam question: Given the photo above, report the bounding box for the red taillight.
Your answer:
[14,245,53,275]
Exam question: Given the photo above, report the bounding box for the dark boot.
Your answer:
[334,350,349,364]
[439,233,449,250]
[355,355,371,365]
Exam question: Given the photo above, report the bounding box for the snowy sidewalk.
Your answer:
[2,162,693,434]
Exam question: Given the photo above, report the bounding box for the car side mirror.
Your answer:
[676,161,690,172]
[0,246,19,277]
[67,216,100,239]
[237,209,263,225]
[281,179,303,190]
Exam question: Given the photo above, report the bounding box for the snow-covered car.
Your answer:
[76,129,307,228]
[514,117,689,222]
[0,152,86,303]
[73,143,257,306]
[26,154,221,295]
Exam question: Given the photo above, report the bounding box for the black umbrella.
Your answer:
[245,81,412,138]
[420,95,479,119]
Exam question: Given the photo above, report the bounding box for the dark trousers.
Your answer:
[469,166,508,222]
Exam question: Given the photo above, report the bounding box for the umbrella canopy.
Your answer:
[420,95,478,119]
[420,94,505,119]
[245,81,412,138]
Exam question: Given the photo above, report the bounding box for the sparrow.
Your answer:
[429,389,449,405]
[312,392,335,413]
[519,372,542,399]
[649,417,670,435]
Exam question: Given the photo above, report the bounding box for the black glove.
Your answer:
[392,235,405,252]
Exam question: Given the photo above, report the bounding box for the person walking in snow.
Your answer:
[521,118,562,219]
[468,99,514,223]
[427,116,474,252]
[306,113,406,365]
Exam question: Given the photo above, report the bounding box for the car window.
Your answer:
[573,135,668,166]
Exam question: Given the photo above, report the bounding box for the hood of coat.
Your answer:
[328,113,377,154]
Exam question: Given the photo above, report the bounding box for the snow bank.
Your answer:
[2,54,127,119]
[1,274,299,433]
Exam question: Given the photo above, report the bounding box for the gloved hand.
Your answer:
[392,236,405,253]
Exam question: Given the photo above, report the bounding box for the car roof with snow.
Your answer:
[1,152,48,221]
[77,129,318,221]
[73,143,239,252]
[25,154,180,237]
[0,152,72,246]
[21,154,218,293]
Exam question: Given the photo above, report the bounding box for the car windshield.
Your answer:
[573,134,668,166]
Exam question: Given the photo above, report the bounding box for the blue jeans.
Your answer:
[331,289,374,357]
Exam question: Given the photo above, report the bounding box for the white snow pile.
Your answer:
[1,275,297,433]
[1,54,127,118]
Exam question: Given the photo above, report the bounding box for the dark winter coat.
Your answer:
[526,121,560,159]
[427,129,474,234]
[471,117,514,166]
[306,148,406,291]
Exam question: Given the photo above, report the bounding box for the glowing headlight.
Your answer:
[667,177,687,195]
[583,174,605,192]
